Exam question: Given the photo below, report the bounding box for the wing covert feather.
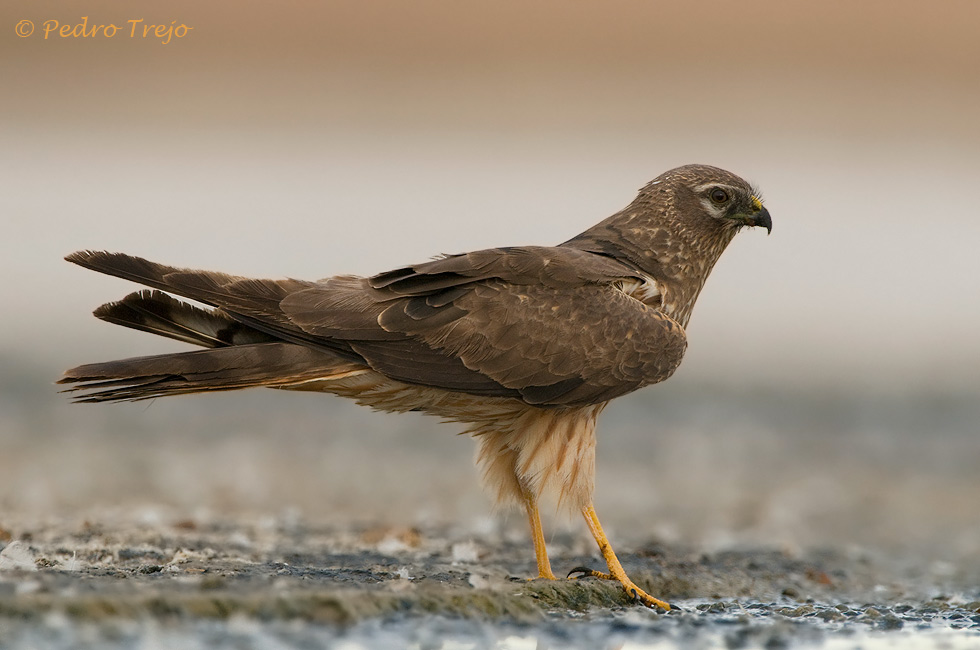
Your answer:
[369,246,642,294]
[284,275,687,406]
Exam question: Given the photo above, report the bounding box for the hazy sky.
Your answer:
[3,1,979,393]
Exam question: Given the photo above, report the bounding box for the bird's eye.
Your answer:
[710,188,729,204]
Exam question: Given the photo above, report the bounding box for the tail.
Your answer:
[59,342,364,402]
[62,253,365,401]
[65,250,321,348]
[65,250,239,299]
[93,289,277,348]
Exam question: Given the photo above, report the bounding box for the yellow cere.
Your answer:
[751,195,763,212]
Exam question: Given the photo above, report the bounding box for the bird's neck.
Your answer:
[657,231,737,327]
[563,212,739,328]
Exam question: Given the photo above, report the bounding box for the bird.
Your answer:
[59,164,771,610]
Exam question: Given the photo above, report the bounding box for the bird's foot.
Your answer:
[567,566,612,580]
[567,566,670,611]
[530,569,558,581]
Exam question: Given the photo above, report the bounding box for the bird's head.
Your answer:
[562,164,771,326]
[644,164,772,235]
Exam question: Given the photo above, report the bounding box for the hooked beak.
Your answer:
[744,206,772,234]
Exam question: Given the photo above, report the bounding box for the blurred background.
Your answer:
[1,1,978,561]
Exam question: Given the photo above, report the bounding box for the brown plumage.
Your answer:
[60,164,771,609]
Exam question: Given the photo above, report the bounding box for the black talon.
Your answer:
[567,566,596,579]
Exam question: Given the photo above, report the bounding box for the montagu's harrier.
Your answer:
[60,164,771,609]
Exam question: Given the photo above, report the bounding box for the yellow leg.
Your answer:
[521,486,557,580]
[572,504,670,610]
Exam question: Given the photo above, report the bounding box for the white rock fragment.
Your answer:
[395,567,413,580]
[468,572,491,589]
[0,541,37,572]
[451,541,480,564]
[376,536,412,555]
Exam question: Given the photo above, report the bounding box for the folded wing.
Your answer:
[64,248,687,406]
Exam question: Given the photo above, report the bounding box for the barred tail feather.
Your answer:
[58,342,363,403]
[94,290,277,349]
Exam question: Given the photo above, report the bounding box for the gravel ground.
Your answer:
[1,514,979,649]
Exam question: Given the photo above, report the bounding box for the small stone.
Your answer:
[817,609,844,622]
[0,541,36,572]
[137,564,164,574]
[878,614,904,630]
[778,605,814,617]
